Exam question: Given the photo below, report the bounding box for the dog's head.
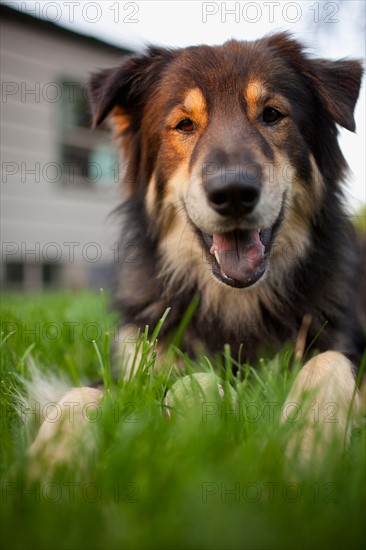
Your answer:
[89,33,362,290]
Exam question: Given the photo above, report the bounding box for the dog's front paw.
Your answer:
[281,351,360,466]
[28,387,103,478]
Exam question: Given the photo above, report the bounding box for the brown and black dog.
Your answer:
[30,33,365,466]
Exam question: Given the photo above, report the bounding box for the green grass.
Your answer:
[1,291,365,550]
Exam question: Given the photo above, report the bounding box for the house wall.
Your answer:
[1,13,129,289]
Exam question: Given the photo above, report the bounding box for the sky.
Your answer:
[3,0,365,211]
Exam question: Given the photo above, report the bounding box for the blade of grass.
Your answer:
[303,321,328,362]
[92,339,105,386]
[151,307,171,343]
[0,330,17,349]
[16,342,36,377]
[170,297,199,349]
[102,331,112,392]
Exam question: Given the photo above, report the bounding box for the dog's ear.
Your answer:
[266,33,363,132]
[88,47,176,127]
[308,58,363,132]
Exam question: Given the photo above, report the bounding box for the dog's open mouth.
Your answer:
[203,228,273,288]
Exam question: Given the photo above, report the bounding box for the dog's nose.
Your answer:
[205,168,261,217]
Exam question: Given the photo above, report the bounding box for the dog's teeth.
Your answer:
[210,245,221,265]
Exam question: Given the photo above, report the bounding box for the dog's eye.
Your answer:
[175,118,195,133]
[262,107,283,124]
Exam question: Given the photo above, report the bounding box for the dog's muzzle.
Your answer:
[203,168,269,288]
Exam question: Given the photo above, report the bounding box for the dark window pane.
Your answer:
[61,81,91,129]
[5,263,24,284]
[42,264,60,287]
[62,144,90,187]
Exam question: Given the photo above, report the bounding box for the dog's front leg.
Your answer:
[282,351,361,464]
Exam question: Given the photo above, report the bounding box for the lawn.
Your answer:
[1,291,365,550]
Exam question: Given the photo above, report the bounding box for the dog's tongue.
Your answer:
[210,230,265,283]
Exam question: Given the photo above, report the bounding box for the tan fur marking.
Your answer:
[245,80,266,118]
[164,88,207,163]
[245,80,264,102]
[266,153,325,279]
[183,87,208,121]
[164,163,190,201]
[110,106,131,135]
[146,172,158,218]
[148,89,208,234]
[167,87,208,130]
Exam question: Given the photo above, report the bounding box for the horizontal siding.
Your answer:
[1,98,53,128]
[1,145,53,164]
[2,177,119,201]
[2,194,119,263]
[0,17,127,271]
[1,120,58,156]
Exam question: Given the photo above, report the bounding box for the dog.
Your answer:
[29,33,365,468]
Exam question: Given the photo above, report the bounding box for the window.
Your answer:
[60,80,118,190]
[3,263,61,289]
[4,263,24,287]
[42,264,60,288]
